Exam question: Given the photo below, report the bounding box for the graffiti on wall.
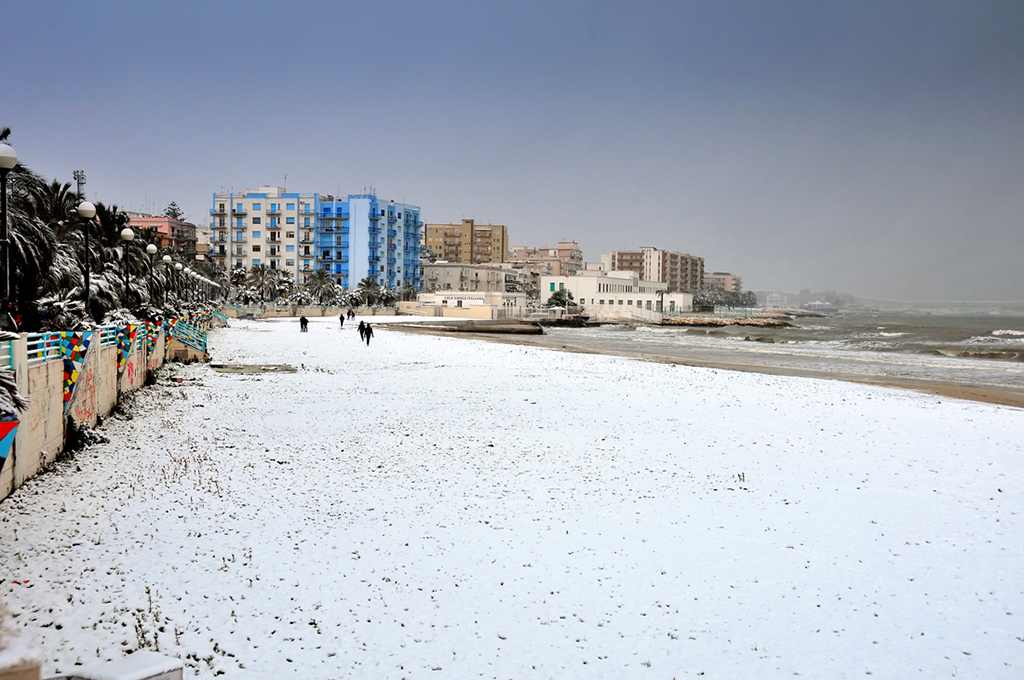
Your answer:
[117,325,139,380]
[0,419,18,472]
[59,331,94,413]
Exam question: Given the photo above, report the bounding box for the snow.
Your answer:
[2,315,1024,678]
[75,649,182,680]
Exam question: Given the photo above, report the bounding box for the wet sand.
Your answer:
[389,324,1024,409]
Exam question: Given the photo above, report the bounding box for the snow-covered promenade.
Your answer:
[3,316,1024,678]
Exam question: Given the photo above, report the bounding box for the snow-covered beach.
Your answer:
[3,315,1024,678]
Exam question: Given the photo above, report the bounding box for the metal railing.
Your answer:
[26,332,63,365]
[1,339,13,369]
[171,321,207,353]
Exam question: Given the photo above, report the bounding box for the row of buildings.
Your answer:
[133,184,743,301]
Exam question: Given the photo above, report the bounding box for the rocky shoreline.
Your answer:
[661,316,794,328]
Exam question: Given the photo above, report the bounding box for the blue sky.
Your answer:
[4,0,1023,300]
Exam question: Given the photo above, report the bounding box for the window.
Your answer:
[304,217,310,227]
[599,299,605,305]
[286,259,295,266]
[286,231,295,238]
[286,217,295,224]
[253,259,261,265]
[218,217,225,227]
[618,299,623,305]
[286,203,295,210]
[550,283,555,292]
[252,203,261,210]
[252,231,261,238]
[235,231,243,240]
[559,283,565,291]
[304,204,310,213]
[253,245,261,252]
[236,218,243,228]
[286,245,295,252]
[252,217,261,225]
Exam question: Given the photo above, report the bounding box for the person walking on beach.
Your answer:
[299,316,309,332]
[364,323,374,346]
[357,320,366,341]
[339,313,345,329]
[348,309,355,321]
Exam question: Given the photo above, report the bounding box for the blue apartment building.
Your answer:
[210,187,422,291]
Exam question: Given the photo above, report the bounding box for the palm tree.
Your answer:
[356,276,380,306]
[303,268,337,305]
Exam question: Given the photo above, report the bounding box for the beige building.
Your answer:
[703,271,743,293]
[509,241,583,276]
[401,290,528,319]
[423,262,524,293]
[422,219,508,264]
[603,247,704,292]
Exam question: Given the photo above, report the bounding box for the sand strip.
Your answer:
[388,324,1024,409]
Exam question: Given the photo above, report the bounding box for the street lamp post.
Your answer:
[174,262,183,300]
[120,227,135,308]
[146,244,157,304]
[77,201,96,312]
[0,143,18,312]
[162,254,172,306]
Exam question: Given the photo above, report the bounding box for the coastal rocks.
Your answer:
[661,316,794,329]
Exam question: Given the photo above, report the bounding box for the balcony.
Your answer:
[267,206,281,215]
[232,207,246,215]
[368,212,380,221]
[265,236,280,243]
[211,251,226,259]
[299,238,314,244]
[210,207,227,216]
[233,237,247,243]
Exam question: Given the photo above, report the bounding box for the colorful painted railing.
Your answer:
[212,310,229,325]
[170,321,207,353]
[1,339,12,370]
[26,333,63,366]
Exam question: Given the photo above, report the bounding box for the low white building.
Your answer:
[541,271,693,319]
[401,291,528,319]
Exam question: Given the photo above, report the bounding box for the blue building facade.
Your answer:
[314,194,422,291]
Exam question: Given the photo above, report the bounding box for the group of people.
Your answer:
[299,312,372,345]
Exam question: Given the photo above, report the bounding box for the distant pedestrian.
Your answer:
[348,309,356,320]
[364,323,374,346]
[299,316,309,332]
[358,320,366,341]
[339,313,345,328]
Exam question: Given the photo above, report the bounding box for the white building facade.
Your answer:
[541,271,694,318]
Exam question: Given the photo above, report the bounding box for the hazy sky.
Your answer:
[5,1,1023,300]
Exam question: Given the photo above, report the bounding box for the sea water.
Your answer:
[541,313,1024,391]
